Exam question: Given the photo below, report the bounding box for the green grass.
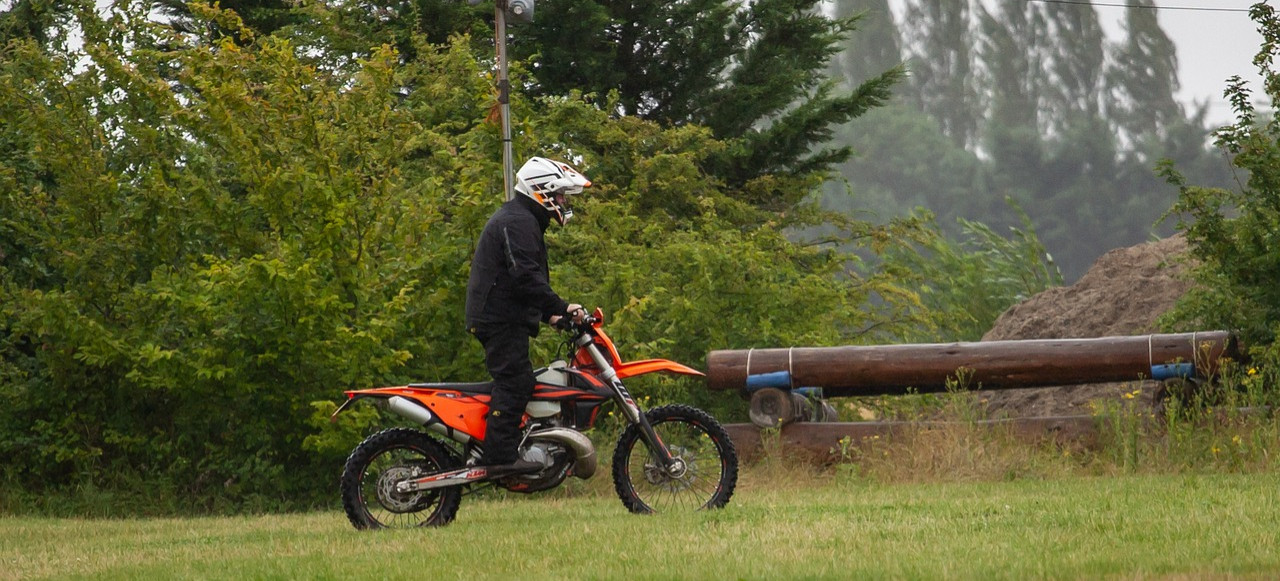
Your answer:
[4,471,1278,580]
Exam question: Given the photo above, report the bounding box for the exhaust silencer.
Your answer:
[386,396,472,443]
[530,428,598,479]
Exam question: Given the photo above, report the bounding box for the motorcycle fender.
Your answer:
[329,394,364,423]
[614,359,706,380]
[331,387,490,443]
[328,387,427,423]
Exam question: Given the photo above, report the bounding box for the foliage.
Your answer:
[0,3,929,511]
[1160,2,1280,352]
[0,0,71,46]
[153,0,303,41]
[287,0,902,191]
[826,0,899,89]
[0,2,491,509]
[879,200,1063,342]
[519,0,906,189]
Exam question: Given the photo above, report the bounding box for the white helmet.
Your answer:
[514,157,592,225]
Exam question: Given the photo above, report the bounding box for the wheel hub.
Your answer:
[642,454,691,491]
[375,466,428,513]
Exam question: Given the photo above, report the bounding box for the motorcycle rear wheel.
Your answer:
[612,404,738,514]
[340,428,462,529]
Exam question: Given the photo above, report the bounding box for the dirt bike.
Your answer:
[331,308,739,529]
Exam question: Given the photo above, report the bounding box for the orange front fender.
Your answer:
[614,359,706,380]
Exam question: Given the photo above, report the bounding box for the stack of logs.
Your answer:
[707,331,1240,428]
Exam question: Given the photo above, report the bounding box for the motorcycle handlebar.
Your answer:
[553,308,595,333]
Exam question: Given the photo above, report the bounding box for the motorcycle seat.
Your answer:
[407,381,494,395]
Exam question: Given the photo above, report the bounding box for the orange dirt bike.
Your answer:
[331,308,739,529]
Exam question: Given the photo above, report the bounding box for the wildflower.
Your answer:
[1212,446,1221,455]
[1232,435,1243,446]
[1249,367,1258,376]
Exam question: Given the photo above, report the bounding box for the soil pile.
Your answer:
[976,235,1195,417]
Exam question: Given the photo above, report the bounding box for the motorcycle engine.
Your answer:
[504,441,573,493]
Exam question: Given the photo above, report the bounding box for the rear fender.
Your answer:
[329,386,428,423]
[330,386,490,442]
[614,359,706,380]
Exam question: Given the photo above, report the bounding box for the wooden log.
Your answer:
[707,331,1240,396]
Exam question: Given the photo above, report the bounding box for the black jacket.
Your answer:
[465,195,570,335]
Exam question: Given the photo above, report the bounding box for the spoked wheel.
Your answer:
[612,404,738,514]
[340,428,462,529]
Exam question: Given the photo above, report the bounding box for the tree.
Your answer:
[880,202,1062,342]
[822,103,985,223]
[1039,2,1108,139]
[828,0,901,89]
[505,0,904,191]
[899,0,981,148]
[1107,0,1184,154]
[0,0,70,46]
[1162,3,1280,352]
[152,0,302,40]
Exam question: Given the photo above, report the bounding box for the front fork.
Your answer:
[579,338,680,472]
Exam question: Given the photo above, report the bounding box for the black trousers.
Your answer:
[471,323,535,465]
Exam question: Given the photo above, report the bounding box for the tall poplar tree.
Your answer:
[978,0,1046,198]
[900,0,980,148]
[1107,0,1185,157]
[828,0,901,88]
[1039,2,1109,136]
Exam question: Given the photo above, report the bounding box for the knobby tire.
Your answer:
[340,427,462,529]
[611,404,738,514]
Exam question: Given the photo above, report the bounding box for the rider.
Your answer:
[465,157,591,476]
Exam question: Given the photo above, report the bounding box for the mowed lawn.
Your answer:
[3,472,1278,580]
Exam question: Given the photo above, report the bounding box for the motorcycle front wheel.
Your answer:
[612,404,739,514]
[340,428,462,529]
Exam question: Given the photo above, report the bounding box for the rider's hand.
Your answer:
[550,304,584,330]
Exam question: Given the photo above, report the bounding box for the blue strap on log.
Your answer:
[745,372,824,399]
[746,371,792,390]
[1151,362,1194,380]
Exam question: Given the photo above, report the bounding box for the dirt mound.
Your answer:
[976,235,1195,417]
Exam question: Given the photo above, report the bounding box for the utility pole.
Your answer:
[476,0,534,201]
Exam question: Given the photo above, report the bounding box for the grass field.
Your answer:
[4,470,1278,580]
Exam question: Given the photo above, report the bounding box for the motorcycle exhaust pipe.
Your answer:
[530,428,597,479]
[386,396,472,443]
